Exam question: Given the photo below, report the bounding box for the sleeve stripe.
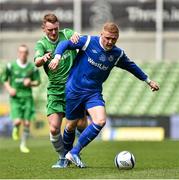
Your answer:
[82,36,91,51]
[114,50,124,65]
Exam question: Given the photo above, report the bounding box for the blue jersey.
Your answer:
[55,35,148,93]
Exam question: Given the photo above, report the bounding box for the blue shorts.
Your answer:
[65,91,105,120]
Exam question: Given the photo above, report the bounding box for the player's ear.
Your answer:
[41,24,45,32]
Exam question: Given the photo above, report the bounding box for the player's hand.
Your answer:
[148,80,160,92]
[48,58,60,71]
[23,78,31,87]
[9,88,16,97]
[70,32,80,44]
[42,52,51,63]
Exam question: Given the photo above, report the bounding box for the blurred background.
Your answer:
[0,0,179,141]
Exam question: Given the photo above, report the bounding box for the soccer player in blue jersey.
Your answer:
[50,22,159,168]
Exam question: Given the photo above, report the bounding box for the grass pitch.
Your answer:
[0,138,179,179]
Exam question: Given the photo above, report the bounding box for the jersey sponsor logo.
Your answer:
[15,78,24,83]
[88,57,109,71]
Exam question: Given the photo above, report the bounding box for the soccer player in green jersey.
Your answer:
[2,44,41,153]
[34,13,87,168]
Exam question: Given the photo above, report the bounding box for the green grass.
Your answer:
[0,138,179,179]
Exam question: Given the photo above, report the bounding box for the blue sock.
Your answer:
[63,128,75,155]
[76,128,85,134]
[71,123,103,155]
[76,127,85,138]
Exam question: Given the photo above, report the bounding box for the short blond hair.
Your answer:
[103,22,119,34]
[18,44,28,53]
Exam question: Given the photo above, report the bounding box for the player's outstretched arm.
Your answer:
[116,50,159,92]
[147,80,160,91]
[49,36,87,71]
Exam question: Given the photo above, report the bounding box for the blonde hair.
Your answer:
[18,44,29,53]
[103,22,119,34]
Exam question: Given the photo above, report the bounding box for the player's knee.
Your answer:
[50,125,60,135]
[65,122,76,132]
[96,118,106,127]
[24,121,30,127]
[77,118,87,129]
[14,120,21,126]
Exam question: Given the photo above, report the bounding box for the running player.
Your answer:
[2,44,41,153]
[52,22,160,168]
[34,13,87,168]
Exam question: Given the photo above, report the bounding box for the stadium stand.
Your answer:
[1,62,179,116]
[103,62,179,116]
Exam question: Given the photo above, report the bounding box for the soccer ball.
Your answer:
[114,151,135,170]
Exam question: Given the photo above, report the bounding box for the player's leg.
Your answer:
[71,106,106,155]
[20,120,30,153]
[47,93,70,168]
[63,116,87,155]
[48,112,64,158]
[63,117,88,156]
[49,112,70,168]
[63,96,85,156]
[20,97,34,153]
[12,119,21,141]
[66,93,106,168]
[10,98,22,141]
[76,116,88,137]
[63,118,79,155]
[66,106,106,168]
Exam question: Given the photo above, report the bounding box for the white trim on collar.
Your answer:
[99,37,106,50]
[45,34,59,44]
[16,59,28,68]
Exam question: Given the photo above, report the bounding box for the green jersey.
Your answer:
[2,60,40,98]
[34,28,77,96]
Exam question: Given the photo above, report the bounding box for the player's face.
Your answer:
[101,30,119,50]
[43,21,59,41]
[18,47,28,63]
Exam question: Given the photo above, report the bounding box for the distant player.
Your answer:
[52,22,160,168]
[34,13,87,168]
[2,44,41,153]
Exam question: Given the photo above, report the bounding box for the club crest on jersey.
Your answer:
[99,54,107,62]
[108,55,114,62]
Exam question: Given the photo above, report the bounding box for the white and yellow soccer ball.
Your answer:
[114,151,135,170]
